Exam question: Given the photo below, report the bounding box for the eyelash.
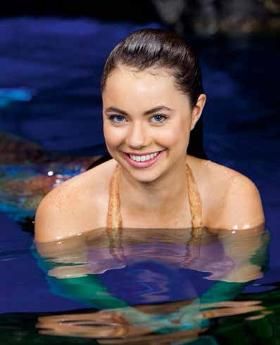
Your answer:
[150,114,168,123]
[108,114,168,125]
[108,114,126,123]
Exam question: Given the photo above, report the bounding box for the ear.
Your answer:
[191,94,206,130]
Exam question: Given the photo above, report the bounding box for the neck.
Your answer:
[119,159,188,212]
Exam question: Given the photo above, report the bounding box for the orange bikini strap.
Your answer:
[106,164,122,230]
[185,162,203,229]
[107,162,203,230]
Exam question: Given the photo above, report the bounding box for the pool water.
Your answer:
[1,223,278,344]
[0,18,279,344]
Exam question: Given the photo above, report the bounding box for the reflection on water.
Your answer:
[34,227,269,343]
[0,132,99,221]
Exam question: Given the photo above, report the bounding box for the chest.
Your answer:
[120,203,193,229]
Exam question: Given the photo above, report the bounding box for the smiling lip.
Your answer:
[123,150,164,169]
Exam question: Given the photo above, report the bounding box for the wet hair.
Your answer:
[101,28,204,107]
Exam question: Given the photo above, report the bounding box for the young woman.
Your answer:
[35,29,264,243]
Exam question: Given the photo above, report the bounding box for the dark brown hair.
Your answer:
[101,28,204,107]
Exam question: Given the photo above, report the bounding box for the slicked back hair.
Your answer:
[101,28,204,107]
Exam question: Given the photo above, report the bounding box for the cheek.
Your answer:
[103,125,125,148]
[156,118,190,147]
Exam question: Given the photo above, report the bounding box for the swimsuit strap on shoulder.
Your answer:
[106,164,122,229]
[185,162,203,228]
[107,162,203,229]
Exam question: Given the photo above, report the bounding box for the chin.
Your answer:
[129,170,163,184]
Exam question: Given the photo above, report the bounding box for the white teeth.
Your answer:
[129,152,159,162]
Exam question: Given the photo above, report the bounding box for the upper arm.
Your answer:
[34,190,68,243]
[34,185,84,243]
[34,174,103,243]
[217,174,265,230]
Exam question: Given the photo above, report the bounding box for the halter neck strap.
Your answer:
[107,162,203,229]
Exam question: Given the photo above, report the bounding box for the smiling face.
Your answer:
[102,65,205,183]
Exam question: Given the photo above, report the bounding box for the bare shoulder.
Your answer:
[188,156,265,230]
[221,168,265,229]
[35,159,117,243]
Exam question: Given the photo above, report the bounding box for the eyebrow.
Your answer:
[105,105,173,115]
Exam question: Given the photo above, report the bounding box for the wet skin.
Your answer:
[102,65,207,227]
[102,65,206,185]
[35,66,264,242]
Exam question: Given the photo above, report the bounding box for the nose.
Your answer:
[126,122,147,149]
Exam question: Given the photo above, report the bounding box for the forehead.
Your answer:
[104,65,174,90]
[102,65,188,108]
